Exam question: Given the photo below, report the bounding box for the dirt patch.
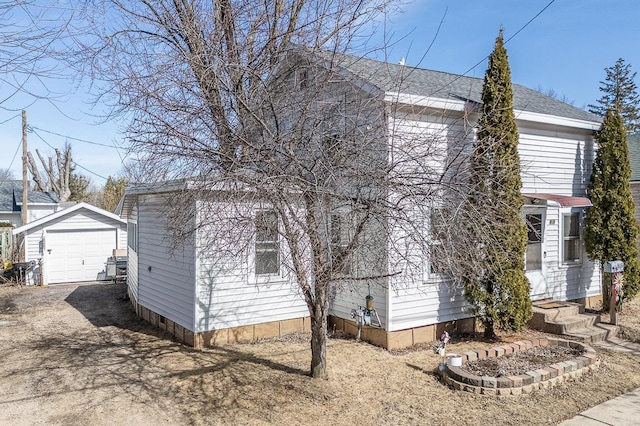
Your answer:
[2,282,640,425]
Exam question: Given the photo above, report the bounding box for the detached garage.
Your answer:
[13,202,127,285]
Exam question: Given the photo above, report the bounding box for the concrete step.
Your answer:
[540,312,601,335]
[528,299,619,344]
[532,300,583,321]
[563,323,618,344]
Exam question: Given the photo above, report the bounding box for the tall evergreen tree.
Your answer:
[584,108,640,300]
[99,176,128,212]
[589,58,640,134]
[464,29,532,339]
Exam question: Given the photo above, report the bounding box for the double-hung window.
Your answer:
[255,210,279,275]
[127,221,138,252]
[330,213,352,275]
[563,212,581,264]
[428,208,447,276]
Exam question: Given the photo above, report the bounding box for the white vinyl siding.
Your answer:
[136,195,196,331]
[195,201,307,333]
[518,128,594,195]
[381,113,600,332]
[387,281,470,331]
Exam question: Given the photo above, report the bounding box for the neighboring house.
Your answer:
[13,202,127,285]
[0,180,59,227]
[628,133,640,254]
[118,50,602,350]
[0,179,59,265]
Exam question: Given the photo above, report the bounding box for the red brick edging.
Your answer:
[438,338,599,396]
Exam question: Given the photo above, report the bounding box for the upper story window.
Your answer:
[330,213,352,275]
[255,210,280,275]
[298,68,309,89]
[428,208,447,276]
[563,212,582,264]
[322,133,340,158]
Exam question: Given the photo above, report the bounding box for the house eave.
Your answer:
[383,92,601,131]
[383,92,468,112]
[513,110,601,131]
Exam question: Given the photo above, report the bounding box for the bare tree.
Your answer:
[74,0,484,379]
[0,168,15,183]
[27,143,72,201]
[0,2,74,106]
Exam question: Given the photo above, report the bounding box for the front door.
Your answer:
[524,208,546,299]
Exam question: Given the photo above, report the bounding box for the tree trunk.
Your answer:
[310,313,328,379]
[483,321,496,339]
[310,283,328,379]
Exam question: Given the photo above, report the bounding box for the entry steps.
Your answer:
[529,299,618,343]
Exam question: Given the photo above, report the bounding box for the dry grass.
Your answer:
[1,282,640,425]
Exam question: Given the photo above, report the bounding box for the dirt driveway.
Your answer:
[3,282,640,426]
[0,283,189,425]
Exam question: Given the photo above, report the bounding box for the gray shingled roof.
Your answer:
[629,133,640,182]
[0,180,59,212]
[323,53,600,123]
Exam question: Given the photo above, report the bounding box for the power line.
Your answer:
[30,128,109,180]
[28,125,119,148]
[0,113,21,126]
[0,140,22,187]
[427,0,556,98]
[5,140,21,173]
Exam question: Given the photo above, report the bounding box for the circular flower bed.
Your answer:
[437,337,599,396]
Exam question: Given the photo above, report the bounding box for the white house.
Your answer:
[13,202,127,285]
[322,52,602,348]
[118,49,602,349]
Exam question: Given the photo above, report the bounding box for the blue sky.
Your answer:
[2,0,639,186]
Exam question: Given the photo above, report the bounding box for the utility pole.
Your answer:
[20,110,27,261]
[21,110,28,224]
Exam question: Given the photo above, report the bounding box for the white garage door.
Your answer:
[47,229,116,284]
